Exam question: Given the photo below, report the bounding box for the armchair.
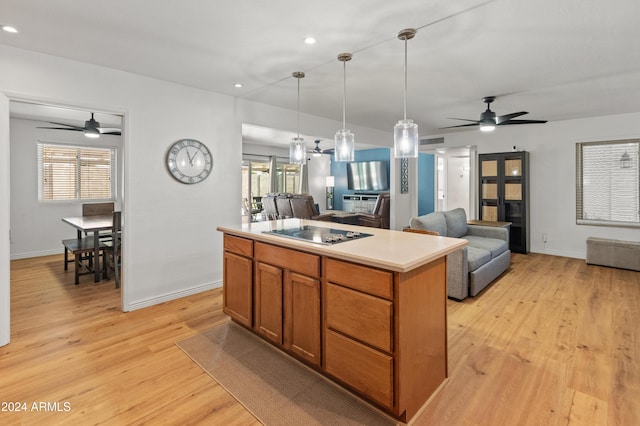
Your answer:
[290,194,334,221]
[358,192,390,229]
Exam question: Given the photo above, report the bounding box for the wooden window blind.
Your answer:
[38,143,116,201]
[576,139,639,227]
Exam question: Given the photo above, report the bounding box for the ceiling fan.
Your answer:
[308,140,334,156]
[37,112,122,138]
[441,96,547,131]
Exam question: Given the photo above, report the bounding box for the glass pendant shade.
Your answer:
[289,137,306,165]
[394,119,418,158]
[289,71,306,165]
[394,29,419,159]
[334,129,355,162]
[335,52,355,162]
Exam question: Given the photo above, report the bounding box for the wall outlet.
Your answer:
[542,233,548,243]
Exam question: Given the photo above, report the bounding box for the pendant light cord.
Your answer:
[296,76,300,138]
[403,37,408,121]
[342,59,347,129]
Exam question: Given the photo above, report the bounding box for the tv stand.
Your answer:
[343,194,378,213]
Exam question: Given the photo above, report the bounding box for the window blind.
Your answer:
[576,139,640,226]
[38,143,116,201]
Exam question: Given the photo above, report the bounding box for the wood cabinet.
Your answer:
[220,231,450,422]
[254,242,321,366]
[479,151,530,253]
[222,235,253,327]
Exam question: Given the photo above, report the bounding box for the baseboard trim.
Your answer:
[11,249,62,260]
[530,249,584,259]
[125,280,223,312]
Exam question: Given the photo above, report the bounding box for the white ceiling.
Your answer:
[3,0,640,146]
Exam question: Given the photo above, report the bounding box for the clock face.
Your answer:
[167,139,213,184]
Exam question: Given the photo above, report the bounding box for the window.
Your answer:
[576,139,639,227]
[38,143,116,201]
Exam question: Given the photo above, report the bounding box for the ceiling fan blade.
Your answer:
[439,123,480,129]
[101,131,122,135]
[97,127,122,133]
[496,111,528,123]
[448,117,481,123]
[44,121,86,131]
[37,126,83,132]
[498,119,547,125]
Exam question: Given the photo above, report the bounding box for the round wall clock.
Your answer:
[166,139,213,184]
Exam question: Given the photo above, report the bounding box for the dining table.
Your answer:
[62,215,113,282]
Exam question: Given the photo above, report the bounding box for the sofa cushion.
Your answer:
[410,212,447,237]
[443,208,468,238]
[467,246,492,272]
[463,235,508,258]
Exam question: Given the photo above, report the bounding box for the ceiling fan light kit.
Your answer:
[335,52,355,162]
[394,28,419,159]
[289,71,307,165]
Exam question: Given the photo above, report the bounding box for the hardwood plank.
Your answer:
[2,252,639,425]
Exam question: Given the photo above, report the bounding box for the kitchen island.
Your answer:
[217,219,467,422]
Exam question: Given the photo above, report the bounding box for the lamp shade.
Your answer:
[394,119,419,158]
[334,129,355,162]
[325,175,335,187]
[289,137,306,165]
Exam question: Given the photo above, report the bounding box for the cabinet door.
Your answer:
[479,155,501,221]
[284,271,321,366]
[223,252,253,327]
[254,262,283,344]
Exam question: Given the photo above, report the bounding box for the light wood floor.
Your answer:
[2,253,639,425]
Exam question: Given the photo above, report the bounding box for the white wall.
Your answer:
[0,93,10,346]
[0,44,395,323]
[9,118,124,259]
[0,45,241,313]
[426,114,640,258]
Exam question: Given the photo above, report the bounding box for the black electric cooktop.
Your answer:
[263,225,372,245]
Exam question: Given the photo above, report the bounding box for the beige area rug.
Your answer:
[176,321,400,426]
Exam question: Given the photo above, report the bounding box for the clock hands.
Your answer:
[185,147,197,166]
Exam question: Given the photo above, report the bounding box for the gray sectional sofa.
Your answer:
[409,208,511,300]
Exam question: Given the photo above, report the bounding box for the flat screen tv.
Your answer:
[346,161,389,191]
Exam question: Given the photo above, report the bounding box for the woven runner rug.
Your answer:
[176,321,399,426]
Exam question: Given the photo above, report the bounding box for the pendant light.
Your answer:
[394,28,419,159]
[289,71,307,165]
[335,53,355,162]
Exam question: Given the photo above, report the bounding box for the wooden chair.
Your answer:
[103,211,122,289]
[62,237,107,285]
[63,202,115,272]
[82,202,114,217]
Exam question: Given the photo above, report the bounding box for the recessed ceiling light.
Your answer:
[2,25,18,33]
[234,83,243,88]
[304,36,316,45]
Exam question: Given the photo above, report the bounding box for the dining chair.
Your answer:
[82,202,115,216]
[62,237,108,285]
[103,211,122,289]
[63,202,115,272]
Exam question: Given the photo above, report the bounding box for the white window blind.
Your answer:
[38,143,116,201]
[576,139,639,227]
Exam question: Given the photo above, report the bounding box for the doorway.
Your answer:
[2,97,126,346]
[433,146,476,218]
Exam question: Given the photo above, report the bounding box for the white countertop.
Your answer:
[217,219,467,273]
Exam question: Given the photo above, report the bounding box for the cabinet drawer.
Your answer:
[255,242,320,278]
[325,258,393,300]
[325,330,393,409]
[326,283,392,353]
[224,234,253,258]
